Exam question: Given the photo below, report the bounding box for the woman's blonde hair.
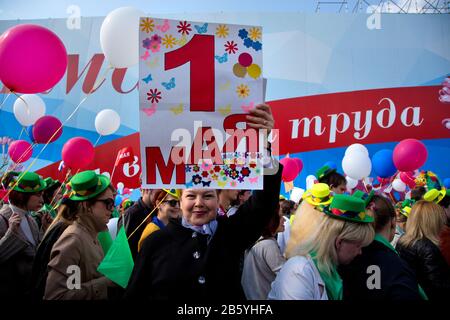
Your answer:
[398,200,446,247]
[286,201,374,276]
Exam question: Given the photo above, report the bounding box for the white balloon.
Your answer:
[95,109,121,136]
[290,187,305,204]
[100,7,145,68]
[117,182,125,193]
[392,179,406,192]
[342,153,372,180]
[345,143,369,157]
[13,94,46,126]
[305,175,317,190]
[346,176,358,189]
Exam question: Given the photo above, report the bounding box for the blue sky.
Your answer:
[0,0,317,20]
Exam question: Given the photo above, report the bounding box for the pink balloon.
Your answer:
[399,171,416,189]
[0,24,67,93]
[292,158,304,174]
[279,157,300,182]
[123,188,131,195]
[8,140,32,163]
[62,137,94,170]
[393,139,428,172]
[33,116,62,144]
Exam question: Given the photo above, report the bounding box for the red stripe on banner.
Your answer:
[269,86,450,155]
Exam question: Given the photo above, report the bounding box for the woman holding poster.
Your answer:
[125,104,282,300]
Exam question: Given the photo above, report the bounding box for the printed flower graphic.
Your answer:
[150,42,161,53]
[140,18,155,33]
[151,34,162,44]
[236,84,250,98]
[249,162,257,169]
[201,171,209,178]
[177,21,192,35]
[240,167,251,177]
[211,174,219,181]
[230,181,237,188]
[147,88,162,103]
[224,41,238,54]
[215,24,229,38]
[162,34,177,49]
[252,41,262,51]
[142,38,152,49]
[201,161,213,171]
[192,174,202,185]
[248,27,261,41]
[238,176,245,183]
[229,169,239,180]
[214,166,221,173]
[177,35,188,46]
[193,165,200,172]
[244,38,254,48]
[238,29,248,39]
[185,166,192,173]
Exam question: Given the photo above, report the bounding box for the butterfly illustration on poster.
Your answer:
[139,18,264,189]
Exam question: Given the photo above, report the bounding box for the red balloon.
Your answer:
[62,137,94,170]
[0,24,67,93]
[280,157,300,182]
[33,115,62,144]
[8,140,32,163]
[399,171,416,189]
[393,139,428,172]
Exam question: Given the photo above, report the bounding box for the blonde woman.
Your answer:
[268,194,374,300]
[397,200,450,300]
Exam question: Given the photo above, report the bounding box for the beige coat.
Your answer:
[44,212,110,300]
[0,204,42,298]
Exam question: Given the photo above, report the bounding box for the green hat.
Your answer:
[10,172,47,193]
[67,170,111,201]
[318,194,374,223]
[316,165,336,181]
[44,177,60,190]
[352,190,375,208]
[398,199,415,218]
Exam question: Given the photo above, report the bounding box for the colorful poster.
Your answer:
[138,18,265,189]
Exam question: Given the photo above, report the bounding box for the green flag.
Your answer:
[97,226,134,288]
[97,231,113,254]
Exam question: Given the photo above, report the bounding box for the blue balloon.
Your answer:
[114,195,123,207]
[324,161,337,170]
[372,149,396,178]
[27,125,35,143]
[130,188,141,201]
[444,178,450,189]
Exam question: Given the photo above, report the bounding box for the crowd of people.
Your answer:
[0,105,449,301]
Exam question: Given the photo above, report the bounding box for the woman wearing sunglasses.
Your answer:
[44,170,117,300]
[137,189,181,252]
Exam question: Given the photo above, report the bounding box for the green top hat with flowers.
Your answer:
[316,165,336,181]
[318,194,374,223]
[66,170,111,201]
[10,172,47,193]
[398,199,415,218]
[44,177,59,190]
[352,190,375,208]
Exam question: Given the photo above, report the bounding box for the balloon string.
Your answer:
[0,92,12,112]
[127,192,168,241]
[48,168,74,209]
[94,135,102,147]
[11,92,31,117]
[17,127,25,140]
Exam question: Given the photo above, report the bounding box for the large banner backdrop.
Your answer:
[0,13,449,190]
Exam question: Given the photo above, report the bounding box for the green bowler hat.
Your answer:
[67,170,111,201]
[352,190,375,208]
[11,172,47,193]
[44,177,60,190]
[319,194,374,223]
[316,165,336,181]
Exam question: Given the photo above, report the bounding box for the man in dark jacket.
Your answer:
[340,195,423,300]
[119,189,159,260]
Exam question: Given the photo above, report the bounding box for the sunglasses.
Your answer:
[161,199,180,207]
[95,198,115,211]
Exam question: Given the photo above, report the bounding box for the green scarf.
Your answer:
[374,234,428,300]
[310,251,343,300]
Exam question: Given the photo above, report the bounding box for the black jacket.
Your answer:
[119,198,153,261]
[124,165,282,301]
[397,238,450,300]
[339,239,421,300]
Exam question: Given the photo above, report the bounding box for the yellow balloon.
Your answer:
[247,64,261,79]
[233,63,247,78]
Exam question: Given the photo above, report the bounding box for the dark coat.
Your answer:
[339,239,421,300]
[124,166,282,301]
[119,198,153,261]
[397,237,450,300]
